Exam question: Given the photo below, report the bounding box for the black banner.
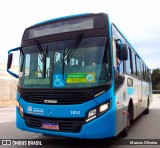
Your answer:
[0,139,160,146]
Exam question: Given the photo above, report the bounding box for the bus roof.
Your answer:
[32,13,92,27]
[23,13,109,40]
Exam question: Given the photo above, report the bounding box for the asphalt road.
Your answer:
[0,94,160,148]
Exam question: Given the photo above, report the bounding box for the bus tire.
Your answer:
[121,111,130,137]
[144,98,149,114]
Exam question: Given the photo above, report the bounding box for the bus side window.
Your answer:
[131,50,137,76]
[125,46,132,75]
[136,56,141,79]
[129,47,133,75]
[141,61,145,81]
[144,65,147,81]
[114,39,124,75]
[142,63,145,81]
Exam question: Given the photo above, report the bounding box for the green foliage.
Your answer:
[155,84,160,90]
[152,68,160,90]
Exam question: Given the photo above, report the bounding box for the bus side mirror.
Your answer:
[7,53,13,69]
[7,47,21,78]
[119,44,128,61]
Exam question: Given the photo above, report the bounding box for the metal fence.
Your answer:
[153,90,160,94]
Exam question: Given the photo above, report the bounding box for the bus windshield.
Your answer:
[19,36,111,88]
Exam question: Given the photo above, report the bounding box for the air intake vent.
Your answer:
[24,114,84,133]
[21,92,91,105]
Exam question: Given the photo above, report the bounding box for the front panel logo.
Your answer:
[28,106,32,112]
[44,100,57,104]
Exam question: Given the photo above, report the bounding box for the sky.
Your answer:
[0,0,160,69]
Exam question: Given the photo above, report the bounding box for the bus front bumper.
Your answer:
[16,107,115,139]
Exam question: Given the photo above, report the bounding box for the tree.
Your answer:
[151,68,160,90]
[155,84,160,90]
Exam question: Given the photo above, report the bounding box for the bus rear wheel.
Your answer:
[144,98,149,114]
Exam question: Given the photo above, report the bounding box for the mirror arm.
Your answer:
[7,69,18,78]
[8,47,20,55]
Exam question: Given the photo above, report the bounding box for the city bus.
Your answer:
[7,13,152,139]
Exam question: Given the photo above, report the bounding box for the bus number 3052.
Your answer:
[70,110,81,115]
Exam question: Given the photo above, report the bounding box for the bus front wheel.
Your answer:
[121,111,130,137]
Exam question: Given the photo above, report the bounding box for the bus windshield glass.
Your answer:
[19,36,111,88]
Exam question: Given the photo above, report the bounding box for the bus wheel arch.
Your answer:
[121,98,133,137]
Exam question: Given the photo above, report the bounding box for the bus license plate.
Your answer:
[42,122,59,130]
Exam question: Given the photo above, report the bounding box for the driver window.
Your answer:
[113,39,123,75]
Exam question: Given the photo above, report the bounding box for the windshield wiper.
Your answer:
[34,39,48,78]
[62,45,66,79]
[34,39,46,62]
[61,33,83,79]
[64,33,83,63]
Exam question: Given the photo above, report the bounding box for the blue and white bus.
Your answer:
[7,13,152,139]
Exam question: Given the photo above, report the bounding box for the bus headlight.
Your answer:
[17,101,24,117]
[86,101,110,123]
[99,103,110,113]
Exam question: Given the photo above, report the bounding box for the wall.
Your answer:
[0,63,18,106]
[0,78,17,101]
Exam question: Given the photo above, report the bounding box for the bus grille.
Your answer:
[21,92,91,105]
[24,114,84,133]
